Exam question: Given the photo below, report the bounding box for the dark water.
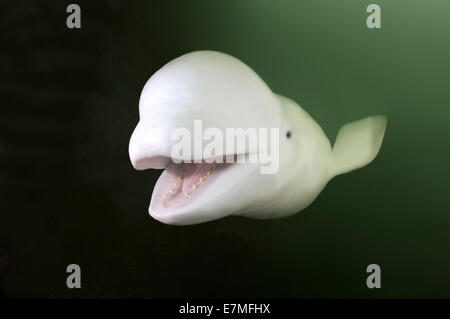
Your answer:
[1,0,449,298]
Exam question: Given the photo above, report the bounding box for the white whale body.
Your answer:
[129,51,387,225]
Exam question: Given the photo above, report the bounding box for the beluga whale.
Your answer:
[129,51,387,225]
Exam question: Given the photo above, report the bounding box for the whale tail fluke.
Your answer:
[331,115,387,177]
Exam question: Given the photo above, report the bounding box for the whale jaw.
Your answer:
[148,160,229,224]
[142,153,270,225]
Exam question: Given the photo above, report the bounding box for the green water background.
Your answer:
[1,0,449,298]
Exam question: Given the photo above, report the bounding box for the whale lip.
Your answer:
[148,156,239,225]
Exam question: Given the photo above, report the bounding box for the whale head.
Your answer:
[129,51,317,225]
[129,51,387,225]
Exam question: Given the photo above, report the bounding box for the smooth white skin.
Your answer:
[129,51,386,225]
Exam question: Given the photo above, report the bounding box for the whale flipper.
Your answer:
[331,115,387,177]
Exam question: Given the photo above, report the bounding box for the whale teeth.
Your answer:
[161,164,216,206]
[206,165,215,175]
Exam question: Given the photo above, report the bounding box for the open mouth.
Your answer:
[150,159,233,213]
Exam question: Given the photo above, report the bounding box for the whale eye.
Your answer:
[286,130,292,139]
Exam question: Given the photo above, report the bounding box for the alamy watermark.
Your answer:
[66,4,81,29]
[366,264,381,289]
[170,120,280,174]
[66,264,81,289]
